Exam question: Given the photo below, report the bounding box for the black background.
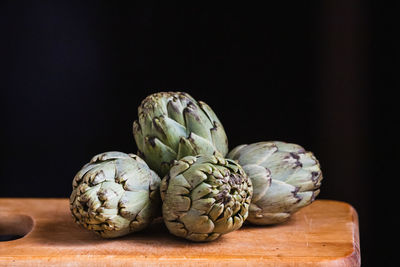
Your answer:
[0,1,397,266]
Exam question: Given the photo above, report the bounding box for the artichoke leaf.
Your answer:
[226,144,247,160]
[213,216,233,234]
[83,161,115,186]
[133,121,145,152]
[131,202,153,232]
[208,202,224,221]
[186,233,212,242]
[262,152,301,181]
[255,180,302,213]
[288,191,317,213]
[242,164,271,202]
[236,142,277,165]
[97,182,125,209]
[180,209,214,234]
[183,103,213,140]
[169,161,191,179]
[181,164,208,188]
[191,182,213,201]
[165,221,188,237]
[166,97,185,125]
[285,169,321,192]
[177,137,197,160]
[198,101,220,123]
[192,198,215,214]
[274,141,305,153]
[187,132,217,156]
[142,136,177,172]
[210,121,229,157]
[119,190,149,219]
[91,151,132,162]
[156,116,187,151]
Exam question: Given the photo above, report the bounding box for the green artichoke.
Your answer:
[133,92,228,177]
[227,141,322,225]
[160,154,253,242]
[70,151,161,238]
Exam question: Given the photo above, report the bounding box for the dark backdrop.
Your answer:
[0,1,396,266]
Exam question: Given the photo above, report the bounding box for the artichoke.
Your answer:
[160,154,253,242]
[70,151,161,238]
[227,141,322,225]
[133,92,228,177]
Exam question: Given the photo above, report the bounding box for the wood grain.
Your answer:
[0,199,360,266]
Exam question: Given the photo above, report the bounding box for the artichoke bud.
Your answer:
[70,151,161,238]
[227,141,323,225]
[160,154,253,242]
[133,92,229,177]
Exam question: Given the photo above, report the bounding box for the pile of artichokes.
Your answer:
[70,91,322,242]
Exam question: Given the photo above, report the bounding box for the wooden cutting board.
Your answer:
[0,198,360,266]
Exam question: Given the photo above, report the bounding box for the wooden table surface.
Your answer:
[0,198,360,266]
